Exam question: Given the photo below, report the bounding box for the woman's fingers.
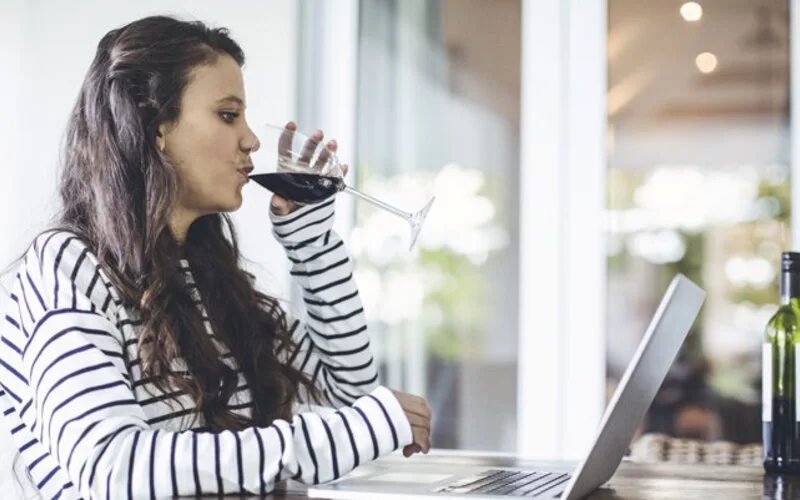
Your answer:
[403,444,421,458]
[271,195,297,216]
[403,444,423,458]
[281,123,343,175]
[411,426,431,454]
[279,122,296,160]
[404,396,432,421]
[394,391,429,414]
[406,410,431,431]
[390,389,433,457]
[299,129,323,164]
[315,140,336,170]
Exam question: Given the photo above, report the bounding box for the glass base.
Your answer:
[408,196,435,251]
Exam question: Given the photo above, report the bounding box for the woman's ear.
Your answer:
[156,125,167,153]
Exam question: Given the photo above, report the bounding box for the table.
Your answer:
[258,452,793,499]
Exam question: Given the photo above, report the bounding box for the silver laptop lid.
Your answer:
[563,274,706,500]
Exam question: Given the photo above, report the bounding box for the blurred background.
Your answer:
[606,0,790,448]
[0,0,795,491]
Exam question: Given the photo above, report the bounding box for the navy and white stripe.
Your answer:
[0,199,412,499]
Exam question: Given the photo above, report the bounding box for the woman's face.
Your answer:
[158,53,259,220]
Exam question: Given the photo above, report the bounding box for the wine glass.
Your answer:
[248,123,435,251]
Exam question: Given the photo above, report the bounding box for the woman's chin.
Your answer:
[225,197,243,212]
[211,196,243,214]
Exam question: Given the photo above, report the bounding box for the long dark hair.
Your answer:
[56,15,317,431]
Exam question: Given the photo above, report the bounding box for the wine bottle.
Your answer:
[764,251,800,474]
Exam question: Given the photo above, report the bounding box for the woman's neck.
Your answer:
[169,207,199,244]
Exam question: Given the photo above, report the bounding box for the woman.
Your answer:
[0,15,431,499]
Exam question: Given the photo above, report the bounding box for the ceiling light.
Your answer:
[680,2,703,22]
[695,52,718,73]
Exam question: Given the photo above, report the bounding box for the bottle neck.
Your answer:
[781,269,800,304]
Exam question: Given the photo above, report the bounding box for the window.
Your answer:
[352,0,522,451]
[606,0,791,444]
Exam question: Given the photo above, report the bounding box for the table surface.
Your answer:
[250,452,797,499]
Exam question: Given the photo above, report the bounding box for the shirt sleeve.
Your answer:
[270,198,383,408]
[0,231,413,499]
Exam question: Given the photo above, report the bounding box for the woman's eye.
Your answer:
[219,111,239,123]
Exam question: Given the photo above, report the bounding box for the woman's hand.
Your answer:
[390,389,433,457]
[270,121,349,216]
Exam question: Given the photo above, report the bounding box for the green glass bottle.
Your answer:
[764,251,800,474]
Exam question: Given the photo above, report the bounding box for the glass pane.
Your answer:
[607,0,790,450]
[354,0,521,451]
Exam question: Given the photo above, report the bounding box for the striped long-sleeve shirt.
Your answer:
[0,198,412,499]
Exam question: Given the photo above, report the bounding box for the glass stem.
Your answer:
[343,185,412,221]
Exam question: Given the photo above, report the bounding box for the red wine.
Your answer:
[249,172,345,205]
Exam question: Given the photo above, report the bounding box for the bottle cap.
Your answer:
[782,252,800,272]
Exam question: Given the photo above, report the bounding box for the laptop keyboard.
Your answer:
[433,469,570,497]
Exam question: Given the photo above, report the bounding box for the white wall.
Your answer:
[0,0,28,277]
[0,0,298,492]
[0,0,28,493]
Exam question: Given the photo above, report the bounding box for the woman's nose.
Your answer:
[243,124,260,153]
[248,135,260,153]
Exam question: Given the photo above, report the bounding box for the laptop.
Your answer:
[298,274,706,499]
